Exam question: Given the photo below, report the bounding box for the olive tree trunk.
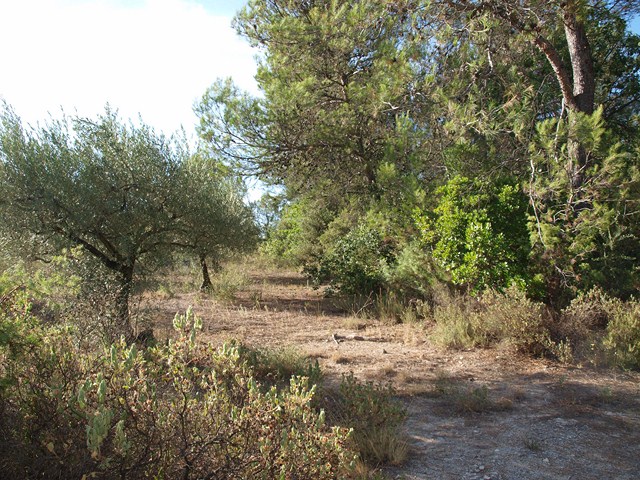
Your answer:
[199,253,213,292]
[115,265,135,342]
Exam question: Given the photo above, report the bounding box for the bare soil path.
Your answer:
[147,266,640,480]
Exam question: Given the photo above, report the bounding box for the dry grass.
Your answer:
[343,316,369,331]
[331,353,352,365]
[431,371,517,414]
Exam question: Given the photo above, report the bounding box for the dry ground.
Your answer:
[143,264,640,480]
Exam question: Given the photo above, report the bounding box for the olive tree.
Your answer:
[0,105,185,340]
[174,152,258,291]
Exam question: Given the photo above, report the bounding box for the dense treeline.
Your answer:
[197,0,640,308]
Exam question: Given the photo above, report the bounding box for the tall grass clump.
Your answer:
[208,262,251,301]
[322,373,408,468]
[429,287,551,355]
[601,299,640,369]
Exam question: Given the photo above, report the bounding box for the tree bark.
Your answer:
[115,265,135,342]
[563,5,595,116]
[562,2,596,192]
[199,253,213,292]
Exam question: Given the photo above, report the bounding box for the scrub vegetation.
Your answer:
[2,0,640,478]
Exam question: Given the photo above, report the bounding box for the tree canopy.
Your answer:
[196,0,640,304]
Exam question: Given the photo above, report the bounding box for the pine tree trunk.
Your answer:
[563,2,595,193]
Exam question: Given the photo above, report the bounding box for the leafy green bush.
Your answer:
[306,225,395,295]
[383,242,440,300]
[260,197,335,267]
[415,176,530,292]
[0,301,358,479]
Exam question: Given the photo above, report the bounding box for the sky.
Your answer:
[0,0,257,140]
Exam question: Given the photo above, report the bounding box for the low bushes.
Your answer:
[426,285,640,369]
[0,301,358,479]
[333,373,407,466]
[1,286,411,478]
[428,287,550,355]
[560,289,640,369]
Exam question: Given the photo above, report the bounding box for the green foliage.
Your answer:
[0,105,183,269]
[556,289,640,368]
[224,0,423,192]
[529,108,640,302]
[0,105,259,337]
[175,151,259,281]
[200,0,640,314]
[260,200,312,265]
[383,242,440,300]
[0,106,185,338]
[306,225,395,296]
[0,299,358,479]
[416,176,531,292]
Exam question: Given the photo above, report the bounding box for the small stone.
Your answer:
[478,465,485,471]
[543,458,550,464]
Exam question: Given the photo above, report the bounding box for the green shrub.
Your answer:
[415,176,530,292]
[306,225,394,296]
[383,242,440,301]
[260,197,335,267]
[0,301,358,479]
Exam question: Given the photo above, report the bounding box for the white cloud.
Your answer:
[0,0,258,137]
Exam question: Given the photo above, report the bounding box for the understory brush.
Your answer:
[207,261,251,301]
[425,285,640,369]
[319,373,408,469]
[1,285,408,479]
[558,289,640,369]
[428,287,550,355]
[0,298,357,478]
